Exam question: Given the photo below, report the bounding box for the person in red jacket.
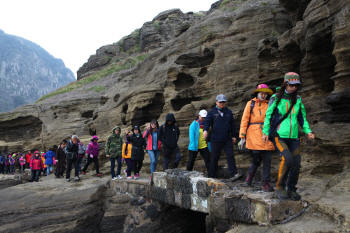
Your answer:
[25,150,33,169]
[30,151,44,182]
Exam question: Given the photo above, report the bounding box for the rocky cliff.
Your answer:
[1,0,350,230]
[0,30,75,112]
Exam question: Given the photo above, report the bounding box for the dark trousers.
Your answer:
[31,169,40,182]
[187,148,211,174]
[272,136,301,192]
[110,157,122,178]
[66,159,79,179]
[78,156,84,173]
[125,159,133,176]
[10,164,15,173]
[83,157,99,174]
[21,165,25,173]
[56,165,65,177]
[210,139,238,178]
[247,150,272,181]
[163,146,181,171]
[132,160,143,175]
[6,165,10,173]
[0,164,4,174]
[26,163,30,169]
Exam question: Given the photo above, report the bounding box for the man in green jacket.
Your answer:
[262,72,314,201]
[105,126,123,180]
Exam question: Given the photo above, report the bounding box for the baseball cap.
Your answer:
[199,110,207,117]
[216,94,226,102]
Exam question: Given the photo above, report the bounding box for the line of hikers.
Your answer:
[0,72,314,201]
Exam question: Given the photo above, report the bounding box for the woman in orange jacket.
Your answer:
[239,84,275,191]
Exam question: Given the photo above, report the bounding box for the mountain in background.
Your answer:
[0,29,75,112]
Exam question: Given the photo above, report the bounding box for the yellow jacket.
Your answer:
[122,143,132,159]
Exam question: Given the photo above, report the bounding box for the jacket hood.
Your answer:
[112,126,121,136]
[165,113,176,123]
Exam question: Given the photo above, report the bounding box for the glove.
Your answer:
[90,154,93,158]
[238,138,246,150]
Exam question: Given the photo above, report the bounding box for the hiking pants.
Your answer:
[6,165,10,173]
[272,136,301,192]
[46,164,53,175]
[66,158,79,179]
[148,150,160,174]
[10,164,15,174]
[0,164,4,174]
[21,165,25,173]
[110,157,122,178]
[187,148,211,174]
[210,139,238,178]
[132,160,143,175]
[125,159,133,176]
[163,146,181,171]
[56,165,65,177]
[31,169,40,182]
[83,157,99,175]
[247,150,272,181]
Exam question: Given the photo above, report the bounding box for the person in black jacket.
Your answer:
[203,94,242,181]
[65,135,80,182]
[55,140,67,178]
[126,126,146,180]
[158,113,181,171]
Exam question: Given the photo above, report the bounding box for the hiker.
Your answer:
[158,113,181,171]
[9,154,16,175]
[143,119,162,179]
[25,151,33,169]
[5,154,10,174]
[44,149,55,175]
[66,135,80,181]
[41,152,46,176]
[77,139,86,174]
[122,135,133,179]
[55,141,67,178]
[239,84,275,191]
[19,154,26,173]
[187,110,211,175]
[262,72,314,201]
[30,151,44,182]
[82,135,102,177]
[17,153,23,172]
[126,126,146,180]
[105,126,123,180]
[203,94,242,181]
[0,153,5,174]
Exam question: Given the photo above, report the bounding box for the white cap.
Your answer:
[199,110,207,117]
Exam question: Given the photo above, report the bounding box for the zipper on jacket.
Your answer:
[289,97,292,138]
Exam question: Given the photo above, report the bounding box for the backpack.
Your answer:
[78,144,86,154]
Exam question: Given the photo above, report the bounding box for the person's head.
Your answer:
[71,135,78,143]
[165,113,176,125]
[198,110,207,122]
[252,84,273,101]
[276,72,301,104]
[113,126,121,135]
[34,151,40,157]
[150,119,159,129]
[91,135,99,142]
[60,141,67,148]
[48,148,53,152]
[215,94,227,109]
[28,150,31,154]
[132,126,140,134]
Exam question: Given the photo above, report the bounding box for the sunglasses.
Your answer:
[286,83,300,87]
[219,101,226,103]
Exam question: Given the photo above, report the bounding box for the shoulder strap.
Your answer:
[211,111,220,127]
[271,100,295,132]
[248,100,255,125]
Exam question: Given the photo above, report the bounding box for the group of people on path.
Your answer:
[0,72,314,201]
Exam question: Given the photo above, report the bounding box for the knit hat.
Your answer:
[252,84,273,95]
[284,72,301,85]
[91,135,99,141]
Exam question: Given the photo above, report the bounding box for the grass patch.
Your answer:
[36,54,148,102]
[153,20,161,32]
[127,44,141,55]
[220,0,232,7]
[261,2,267,5]
[87,86,107,92]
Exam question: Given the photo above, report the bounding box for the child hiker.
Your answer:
[126,126,146,180]
[19,154,26,173]
[122,135,133,179]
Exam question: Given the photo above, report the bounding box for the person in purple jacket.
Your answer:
[82,135,101,177]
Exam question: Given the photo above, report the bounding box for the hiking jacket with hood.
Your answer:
[158,113,180,149]
[105,126,123,158]
[263,93,312,139]
[204,107,236,142]
[56,146,66,167]
[188,120,210,151]
[30,156,44,170]
[122,142,132,159]
[44,150,56,165]
[0,155,5,163]
[25,153,33,164]
[239,98,275,150]
[143,124,162,151]
[127,133,146,160]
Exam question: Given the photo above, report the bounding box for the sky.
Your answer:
[0,0,215,78]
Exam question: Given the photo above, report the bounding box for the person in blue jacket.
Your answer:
[0,153,5,174]
[203,94,242,181]
[187,110,211,176]
[44,148,55,175]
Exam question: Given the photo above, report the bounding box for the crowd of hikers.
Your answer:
[0,72,314,201]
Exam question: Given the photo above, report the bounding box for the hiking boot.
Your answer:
[74,176,80,181]
[287,190,301,201]
[96,174,102,177]
[230,173,243,182]
[262,180,274,192]
[245,173,254,186]
[276,189,289,199]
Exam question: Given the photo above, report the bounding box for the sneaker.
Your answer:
[54,176,58,178]
[74,176,80,181]
[124,170,127,177]
[245,173,254,186]
[127,176,132,180]
[134,176,138,180]
[230,173,243,182]
[150,176,152,179]
[96,174,102,177]
[262,180,274,192]
[112,177,117,181]
[276,189,289,199]
[117,175,122,179]
[287,190,301,201]
[82,172,86,175]
[66,179,70,182]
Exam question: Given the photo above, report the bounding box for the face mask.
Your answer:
[257,93,267,100]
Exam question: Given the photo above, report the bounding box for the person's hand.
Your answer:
[203,131,208,140]
[232,138,237,144]
[125,130,129,135]
[90,154,93,158]
[106,155,110,158]
[307,133,315,140]
[262,134,269,143]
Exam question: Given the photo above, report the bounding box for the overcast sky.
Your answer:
[0,0,215,78]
